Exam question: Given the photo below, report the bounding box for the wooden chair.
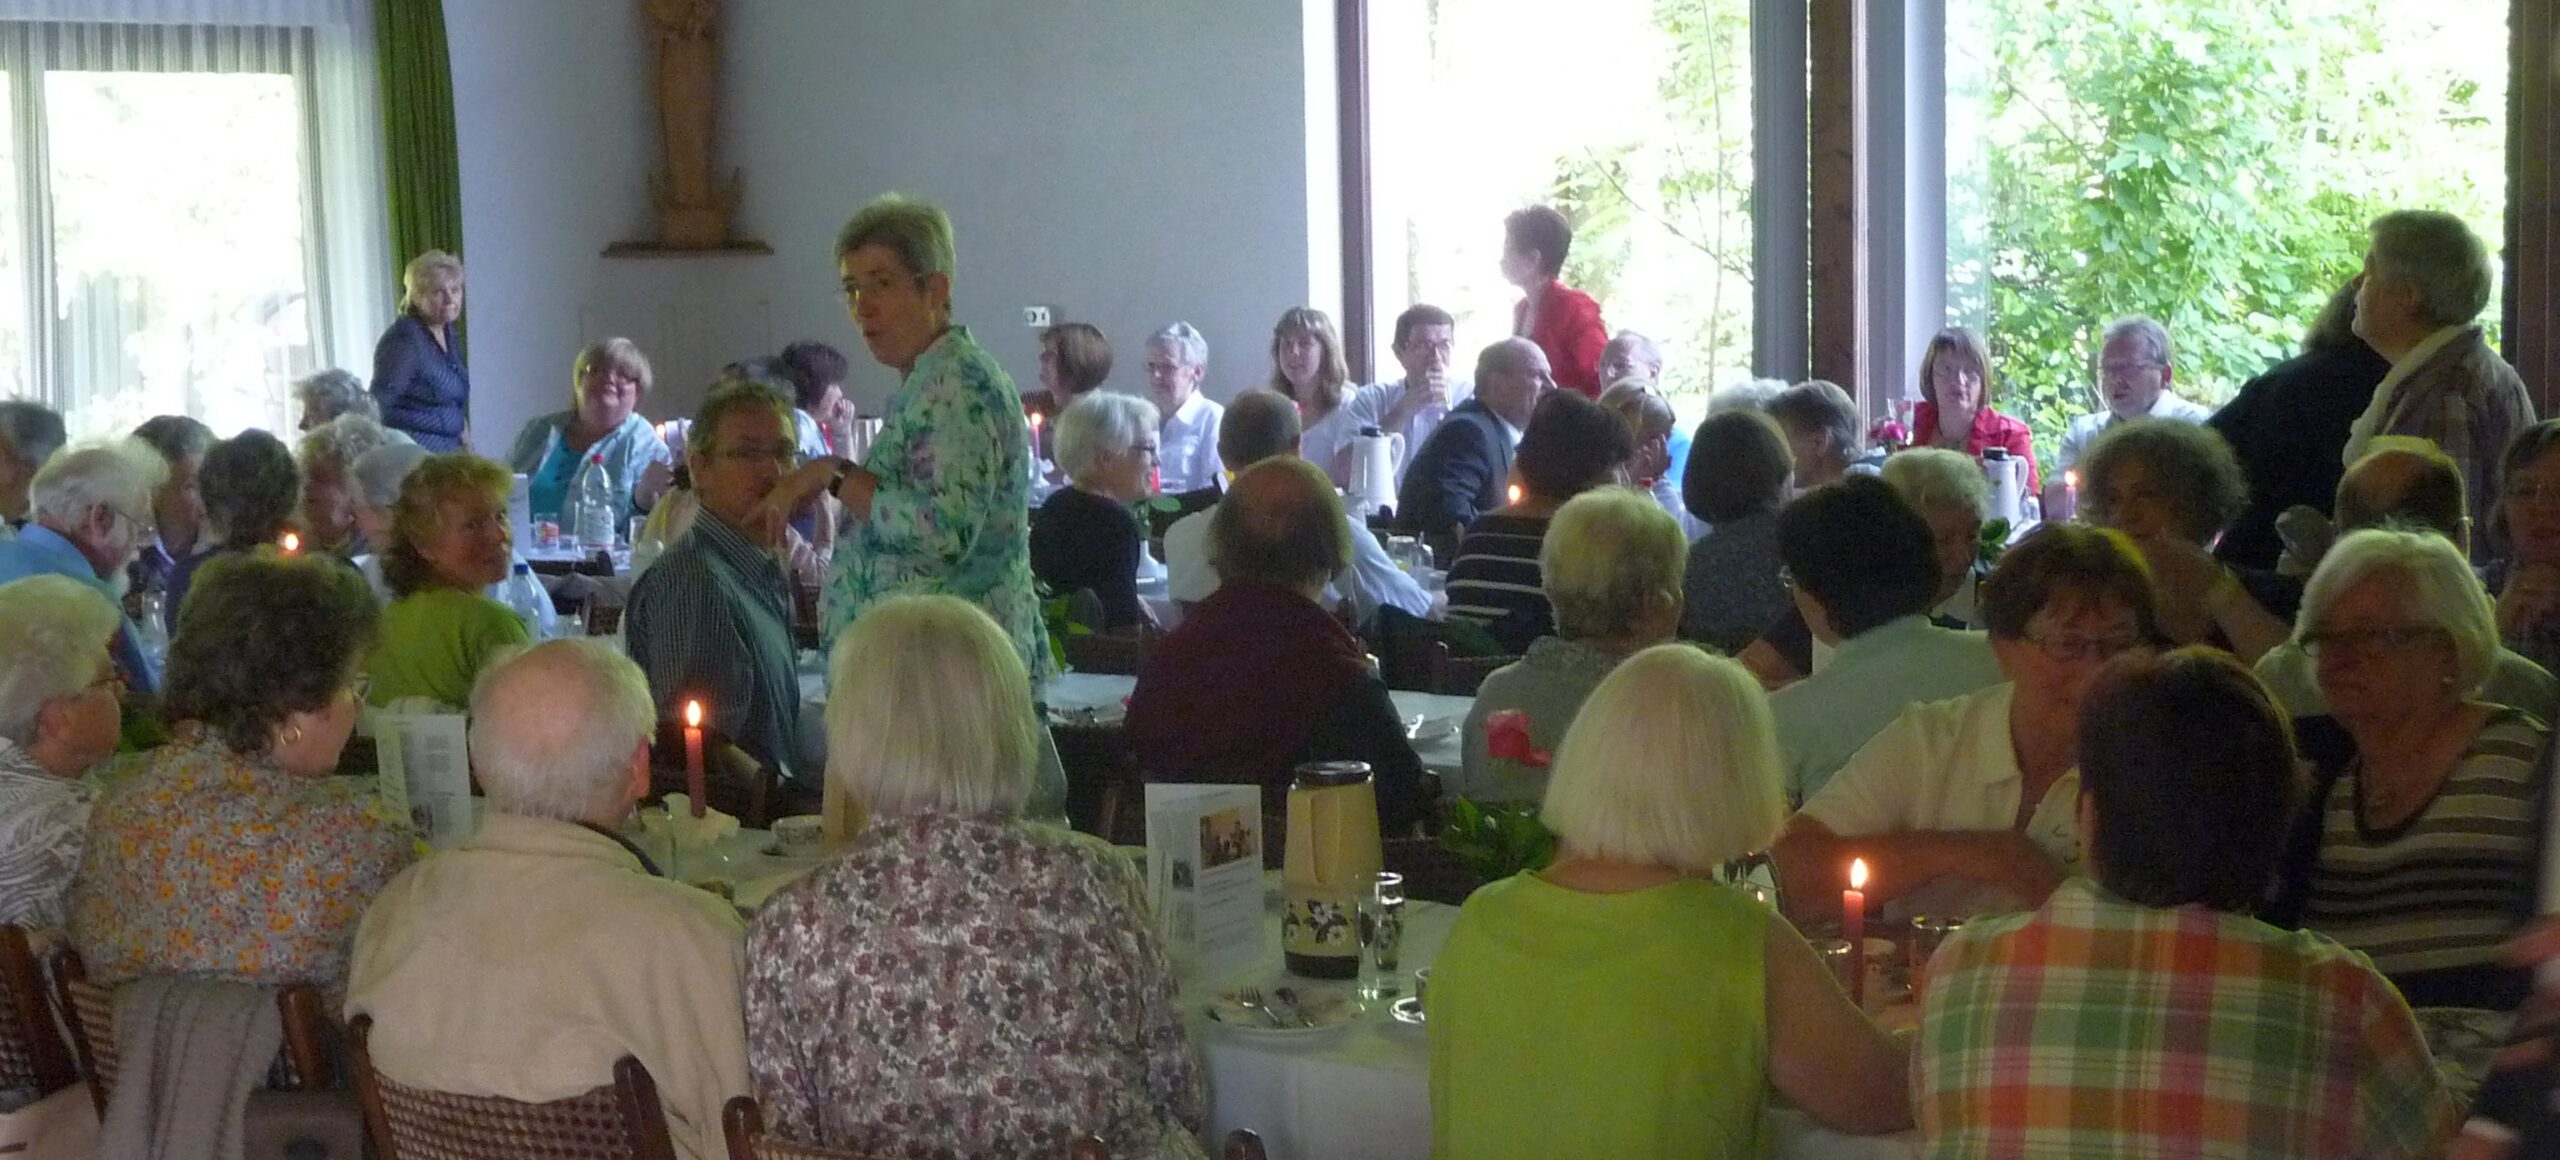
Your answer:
[0,926,75,1102]
[1423,639,1516,696]
[51,949,338,1119]
[1223,1129,1269,1160]
[719,1095,1111,1159]
[349,1013,676,1160]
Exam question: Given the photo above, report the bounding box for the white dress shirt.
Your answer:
[1157,391,1226,494]
[1162,499,1431,625]
[2054,391,2215,472]
[1342,378,1476,485]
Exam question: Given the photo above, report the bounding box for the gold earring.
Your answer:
[280,724,304,746]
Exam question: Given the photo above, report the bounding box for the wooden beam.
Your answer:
[1336,0,1376,383]
[2510,0,2556,413]
[1808,0,1869,404]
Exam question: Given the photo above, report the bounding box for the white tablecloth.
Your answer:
[1191,882,1918,1159]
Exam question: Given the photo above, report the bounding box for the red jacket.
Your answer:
[1513,280,1609,397]
[1912,400,2043,493]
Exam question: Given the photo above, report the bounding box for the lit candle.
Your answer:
[2060,469,2081,522]
[682,699,706,819]
[1506,483,1523,507]
[1844,858,1868,1008]
[278,531,300,555]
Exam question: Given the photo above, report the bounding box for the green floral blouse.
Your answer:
[826,326,1054,683]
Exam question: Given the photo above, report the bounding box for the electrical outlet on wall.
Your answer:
[1023,305,1053,328]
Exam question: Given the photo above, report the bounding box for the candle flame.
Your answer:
[1849,857,1869,890]
[1506,483,1523,506]
[2063,469,2079,488]
[278,532,299,554]
[1029,411,1043,428]
[683,699,702,728]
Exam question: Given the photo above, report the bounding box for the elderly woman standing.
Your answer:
[295,368,381,432]
[1431,646,1911,1156]
[1457,487,1684,803]
[372,251,471,451]
[771,196,1050,685]
[70,552,410,987]
[2268,529,2550,1009]
[0,575,123,930]
[506,338,673,526]
[1031,390,1159,630]
[747,595,1207,1158]
[165,428,299,618]
[1268,307,1359,485]
[2342,210,2534,554]
[365,454,531,709]
[1678,408,1795,652]
[299,414,399,556]
[1913,326,2040,494]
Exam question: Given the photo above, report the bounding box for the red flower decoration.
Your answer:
[1483,709,1551,767]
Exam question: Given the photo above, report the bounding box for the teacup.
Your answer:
[771,815,826,857]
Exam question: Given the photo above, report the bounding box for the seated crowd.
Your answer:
[0,191,2550,1159]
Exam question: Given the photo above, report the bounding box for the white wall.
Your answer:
[446,0,1324,452]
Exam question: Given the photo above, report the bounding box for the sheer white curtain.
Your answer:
[0,0,386,439]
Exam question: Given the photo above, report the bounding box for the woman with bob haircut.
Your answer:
[364,453,531,708]
[371,250,471,451]
[1912,326,2039,494]
[506,337,674,525]
[1030,390,1160,630]
[744,594,1208,1159]
[1429,645,1911,1157]
[2268,527,2549,1009]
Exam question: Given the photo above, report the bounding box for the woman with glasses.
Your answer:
[1031,390,1160,631]
[2266,528,2548,1010]
[0,575,126,934]
[504,338,674,527]
[70,551,410,988]
[363,453,531,710]
[1772,523,2161,923]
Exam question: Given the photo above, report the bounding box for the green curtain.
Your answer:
[376,0,464,356]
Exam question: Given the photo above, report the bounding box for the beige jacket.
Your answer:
[345,812,749,1160]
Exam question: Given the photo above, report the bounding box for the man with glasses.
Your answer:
[2047,316,2212,511]
[0,440,166,695]
[625,381,809,802]
[1340,305,1469,485]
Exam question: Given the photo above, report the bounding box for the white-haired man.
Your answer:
[1146,322,1225,493]
[2342,210,2535,557]
[346,639,748,1160]
[2053,316,2212,485]
[0,442,165,694]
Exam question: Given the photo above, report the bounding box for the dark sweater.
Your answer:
[1030,486,1145,629]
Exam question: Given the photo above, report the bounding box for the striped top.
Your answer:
[2296,707,2547,1001]
[1441,513,1551,653]
[0,739,91,933]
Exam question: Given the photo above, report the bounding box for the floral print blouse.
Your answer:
[825,326,1055,683]
[745,812,1207,1160]
[68,731,413,987]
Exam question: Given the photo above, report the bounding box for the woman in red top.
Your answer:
[1911,326,2041,493]
[1501,206,1609,397]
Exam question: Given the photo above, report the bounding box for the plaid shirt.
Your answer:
[1916,878,2454,1159]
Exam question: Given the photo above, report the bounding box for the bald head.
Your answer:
[1218,388,1304,469]
[469,639,658,826]
[2336,438,2467,548]
[1475,337,1553,428]
[1210,457,1351,594]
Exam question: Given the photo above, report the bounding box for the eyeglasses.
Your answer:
[2021,631,2146,663]
[2098,360,2166,376]
[837,274,926,304]
[342,673,372,704]
[2299,625,2450,660]
[705,444,803,469]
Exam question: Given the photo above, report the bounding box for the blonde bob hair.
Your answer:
[399,250,464,313]
[1541,487,1685,641]
[2294,527,2498,697]
[826,595,1039,819]
[575,337,655,399]
[1540,644,1785,873]
[382,453,513,598]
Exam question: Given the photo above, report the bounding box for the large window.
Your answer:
[1364,0,1756,417]
[1942,0,2507,457]
[0,6,384,440]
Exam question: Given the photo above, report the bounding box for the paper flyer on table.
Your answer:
[1145,783,1264,983]
[375,712,476,850]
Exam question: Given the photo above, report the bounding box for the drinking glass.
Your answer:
[1358,871,1407,1001]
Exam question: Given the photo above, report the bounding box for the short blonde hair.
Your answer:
[826,595,1039,818]
[2294,527,2497,696]
[382,453,513,597]
[0,574,121,745]
[1541,487,1685,640]
[834,193,955,279]
[575,337,654,398]
[1881,446,1990,521]
[399,250,463,312]
[1054,390,1158,482]
[1540,644,1785,873]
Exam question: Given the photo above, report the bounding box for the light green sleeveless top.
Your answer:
[1428,873,1770,1159]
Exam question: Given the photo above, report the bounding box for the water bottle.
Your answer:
[505,562,547,638]
[570,453,617,550]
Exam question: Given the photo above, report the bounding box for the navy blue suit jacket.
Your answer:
[1396,399,1511,540]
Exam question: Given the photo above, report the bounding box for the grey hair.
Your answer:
[2100,316,2174,369]
[826,595,1039,818]
[469,639,657,824]
[351,442,433,512]
[1053,389,1159,482]
[28,440,163,529]
[1766,380,1863,460]
[293,369,377,424]
[2368,210,2493,327]
[399,250,464,312]
[1881,446,1991,520]
[1542,487,1686,641]
[1708,377,1790,415]
[0,401,65,472]
[1540,644,1785,873]
[1150,322,1209,368]
[297,414,396,473]
[834,193,956,279]
[0,574,121,746]
[132,415,214,466]
[1602,330,1663,373]
[2294,527,2497,696]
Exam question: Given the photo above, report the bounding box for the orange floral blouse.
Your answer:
[68,731,413,987]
